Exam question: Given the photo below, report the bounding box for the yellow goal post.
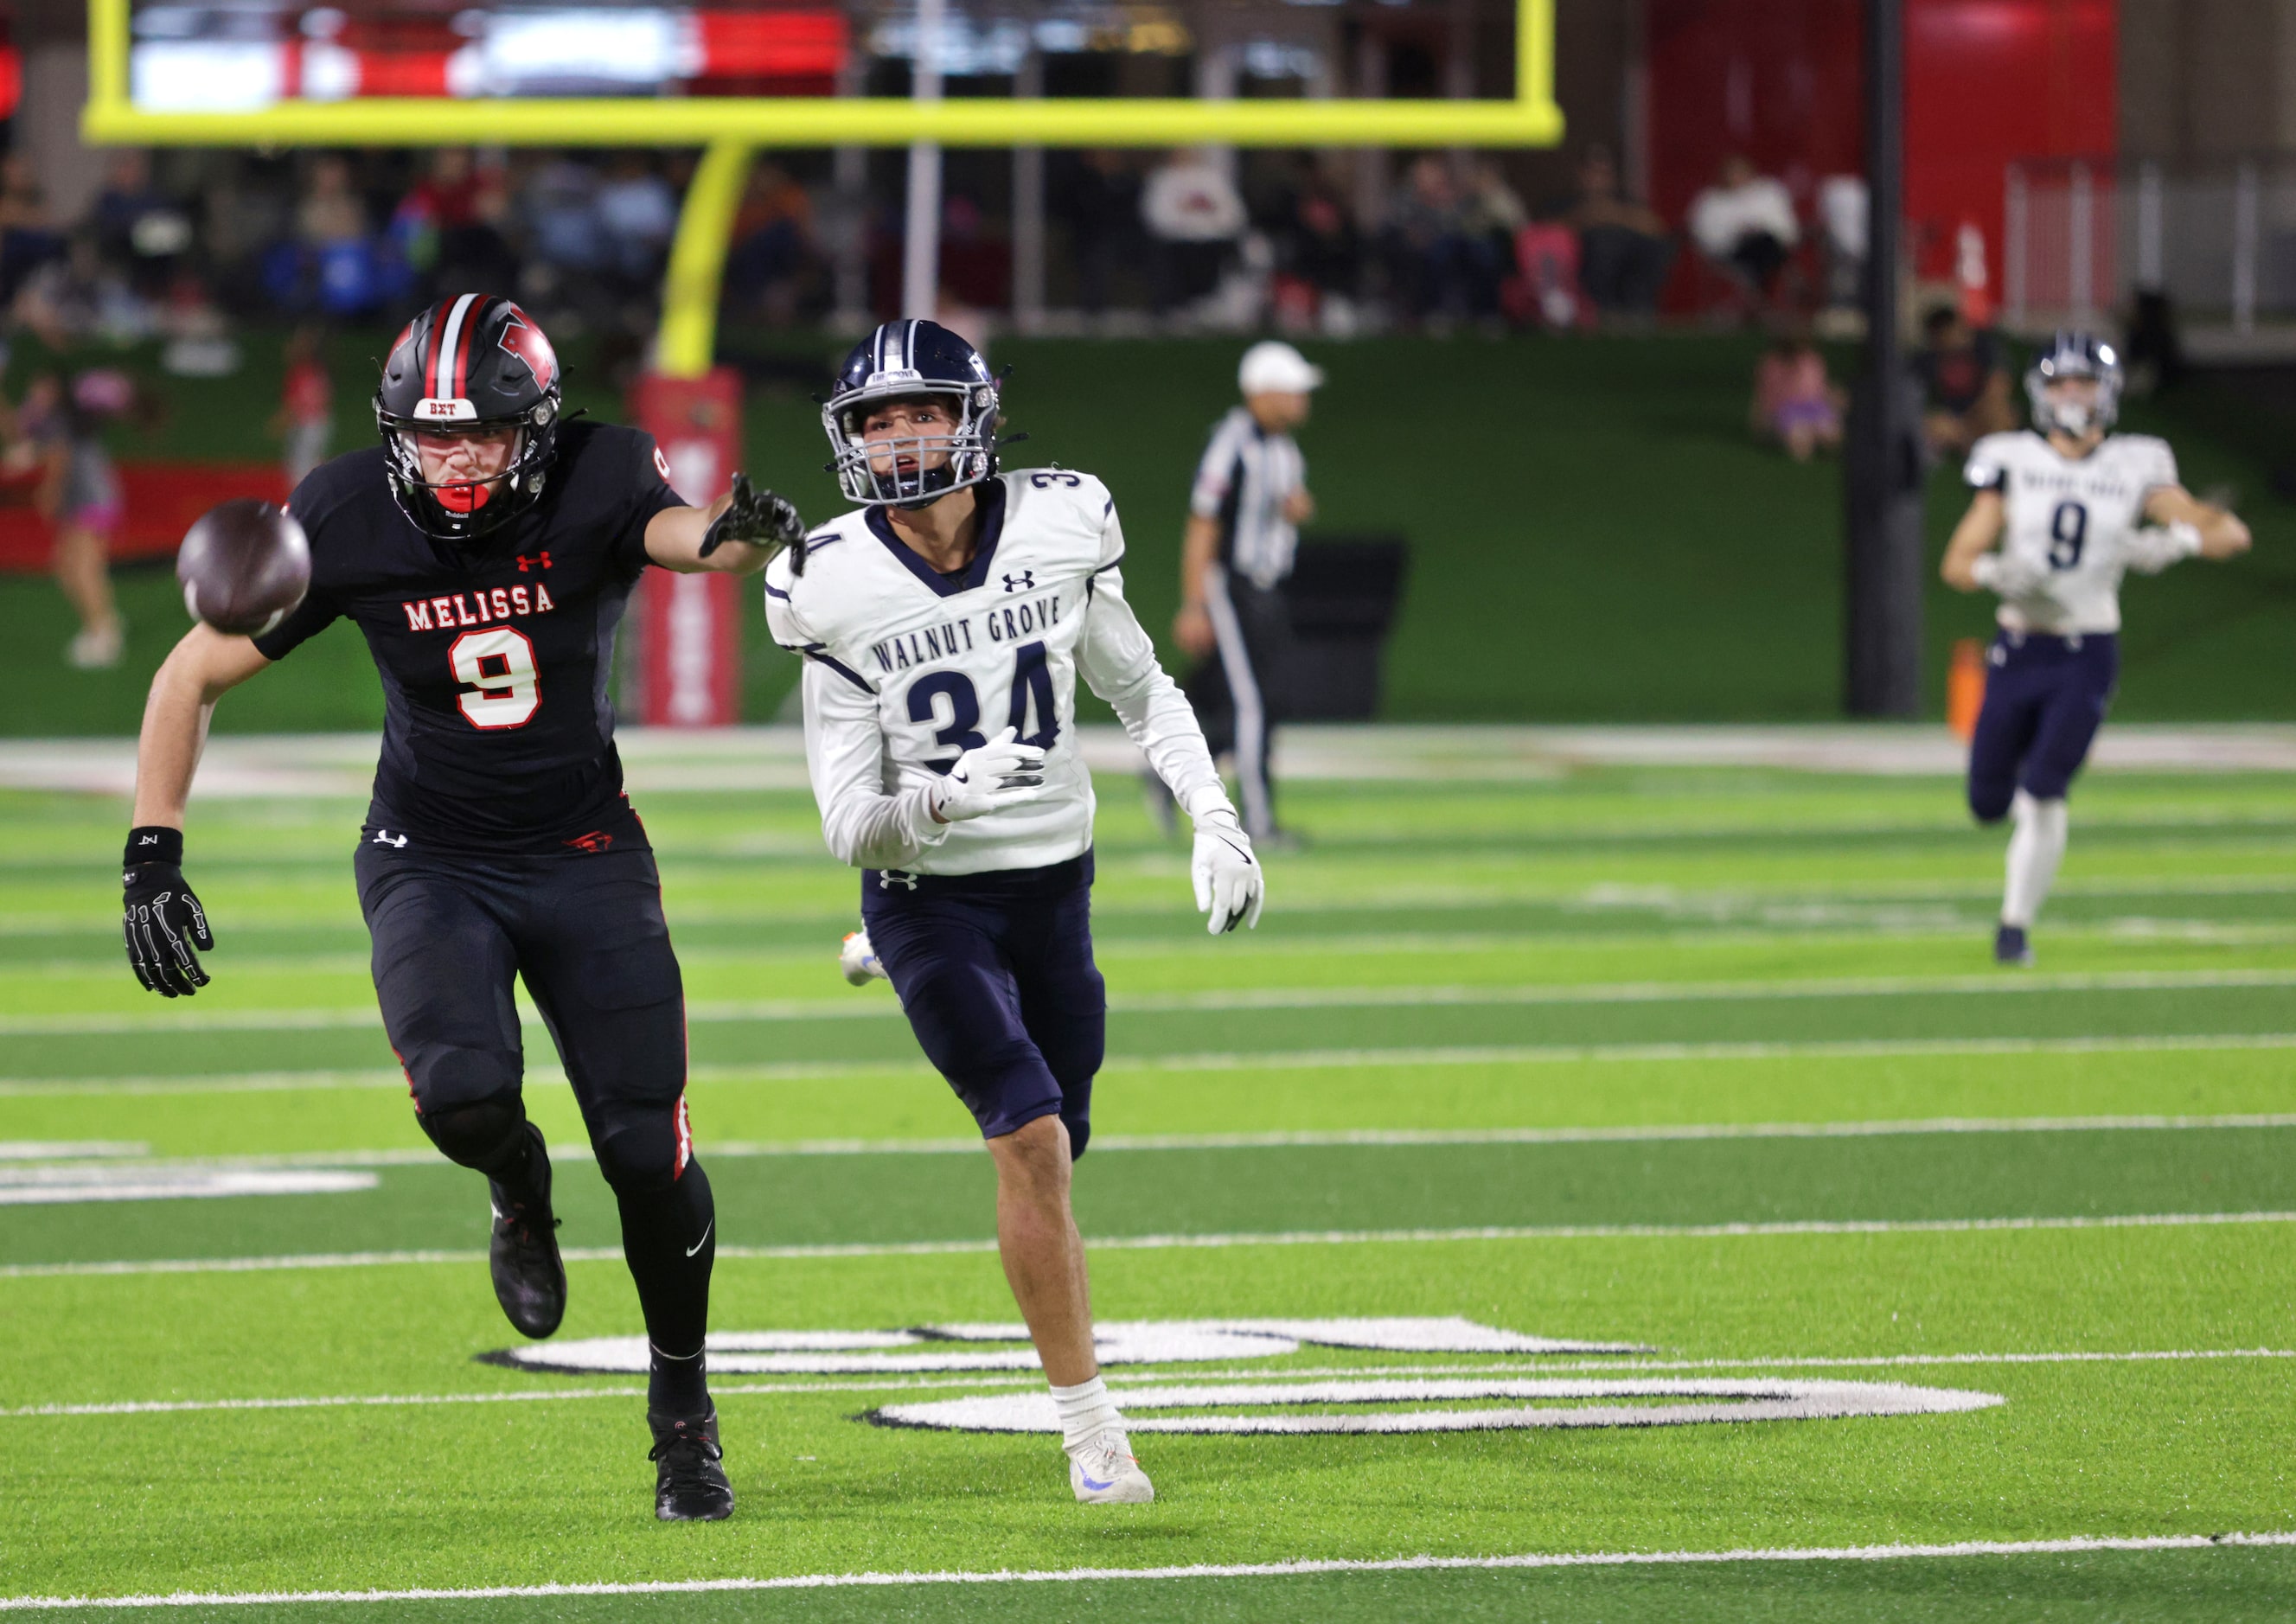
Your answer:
[82,0,1562,373]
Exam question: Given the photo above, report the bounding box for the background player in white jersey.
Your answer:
[1941,331,2250,964]
[764,320,1263,1506]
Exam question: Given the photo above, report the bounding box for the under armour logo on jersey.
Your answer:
[564,830,614,854]
[878,869,920,892]
[517,551,553,572]
[1003,571,1036,592]
[371,829,408,848]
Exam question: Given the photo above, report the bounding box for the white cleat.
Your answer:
[839,929,886,987]
[1068,1430,1154,1504]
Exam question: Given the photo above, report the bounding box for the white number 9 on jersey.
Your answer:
[450,627,540,729]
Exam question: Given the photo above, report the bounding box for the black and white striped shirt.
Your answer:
[1189,406,1306,590]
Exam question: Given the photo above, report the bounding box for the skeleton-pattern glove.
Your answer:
[699,472,808,571]
[122,827,213,998]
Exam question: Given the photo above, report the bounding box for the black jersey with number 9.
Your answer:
[255,420,685,853]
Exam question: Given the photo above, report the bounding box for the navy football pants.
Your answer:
[862,851,1106,1157]
[1967,631,2119,822]
[355,830,713,1352]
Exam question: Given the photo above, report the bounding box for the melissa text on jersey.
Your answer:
[400,583,560,634]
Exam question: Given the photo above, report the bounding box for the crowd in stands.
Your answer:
[0,141,1900,355]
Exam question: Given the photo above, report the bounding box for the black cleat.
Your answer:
[488,1127,566,1339]
[649,1410,733,1521]
[1993,924,2034,967]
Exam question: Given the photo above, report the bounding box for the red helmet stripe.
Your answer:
[423,298,451,398]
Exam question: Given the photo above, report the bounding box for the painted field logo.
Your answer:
[486,1318,2005,1434]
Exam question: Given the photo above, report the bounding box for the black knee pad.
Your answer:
[419,1093,530,1180]
[591,1099,687,1195]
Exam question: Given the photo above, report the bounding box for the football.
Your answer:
[176,498,310,638]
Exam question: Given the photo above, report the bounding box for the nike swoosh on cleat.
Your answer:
[1080,1475,1114,1492]
[686,1219,713,1258]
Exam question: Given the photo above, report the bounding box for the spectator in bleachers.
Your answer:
[1459,161,1526,319]
[1272,167,1362,335]
[1564,147,1672,325]
[1058,151,1141,316]
[1915,304,2016,455]
[1141,148,1246,315]
[597,155,677,293]
[1817,174,1867,312]
[1689,154,1799,310]
[16,230,149,348]
[89,150,192,298]
[724,162,818,325]
[293,154,397,319]
[0,157,64,316]
[1384,156,1473,326]
[1750,325,1844,463]
[521,155,608,318]
[398,147,518,299]
[296,154,368,251]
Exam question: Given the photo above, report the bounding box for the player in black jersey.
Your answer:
[118,296,803,1522]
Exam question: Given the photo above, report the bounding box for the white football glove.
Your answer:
[1191,809,1264,935]
[932,726,1049,822]
[1970,550,2049,599]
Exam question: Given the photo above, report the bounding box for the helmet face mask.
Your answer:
[374,296,562,543]
[2026,330,2121,440]
[823,321,1001,508]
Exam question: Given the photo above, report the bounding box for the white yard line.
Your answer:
[11,721,2296,796]
[19,1112,2296,1173]
[6,1209,2292,1281]
[3,1531,2293,1610]
[10,1029,2296,1097]
[7,966,2296,1034]
[10,1347,2290,1423]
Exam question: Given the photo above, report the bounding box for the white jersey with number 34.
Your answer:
[1965,430,2180,635]
[764,469,1231,875]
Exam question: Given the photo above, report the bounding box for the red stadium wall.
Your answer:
[1644,0,2115,304]
[0,463,289,573]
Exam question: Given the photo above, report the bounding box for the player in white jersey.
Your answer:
[1941,331,2249,964]
[765,320,1264,1505]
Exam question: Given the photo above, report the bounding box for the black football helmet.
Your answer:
[374,294,562,542]
[2025,329,2122,439]
[822,319,1001,507]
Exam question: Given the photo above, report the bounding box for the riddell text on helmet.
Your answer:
[400,583,557,634]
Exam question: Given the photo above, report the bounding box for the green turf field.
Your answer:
[4,330,2294,734]
[3,748,2295,1619]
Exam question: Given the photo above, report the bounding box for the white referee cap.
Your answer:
[1238,341,1324,395]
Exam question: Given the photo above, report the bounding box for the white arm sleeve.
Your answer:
[1077,555,1234,825]
[801,659,950,871]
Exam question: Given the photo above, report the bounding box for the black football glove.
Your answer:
[698,473,807,572]
[122,827,213,998]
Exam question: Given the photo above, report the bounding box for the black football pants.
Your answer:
[355,832,713,1358]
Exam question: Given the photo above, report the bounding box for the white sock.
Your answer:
[1050,1376,1125,1453]
[2002,790,2069,929]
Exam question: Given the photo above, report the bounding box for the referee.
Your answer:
[1172,342,1321,842]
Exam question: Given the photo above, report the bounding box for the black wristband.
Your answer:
[125,827,183,867]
